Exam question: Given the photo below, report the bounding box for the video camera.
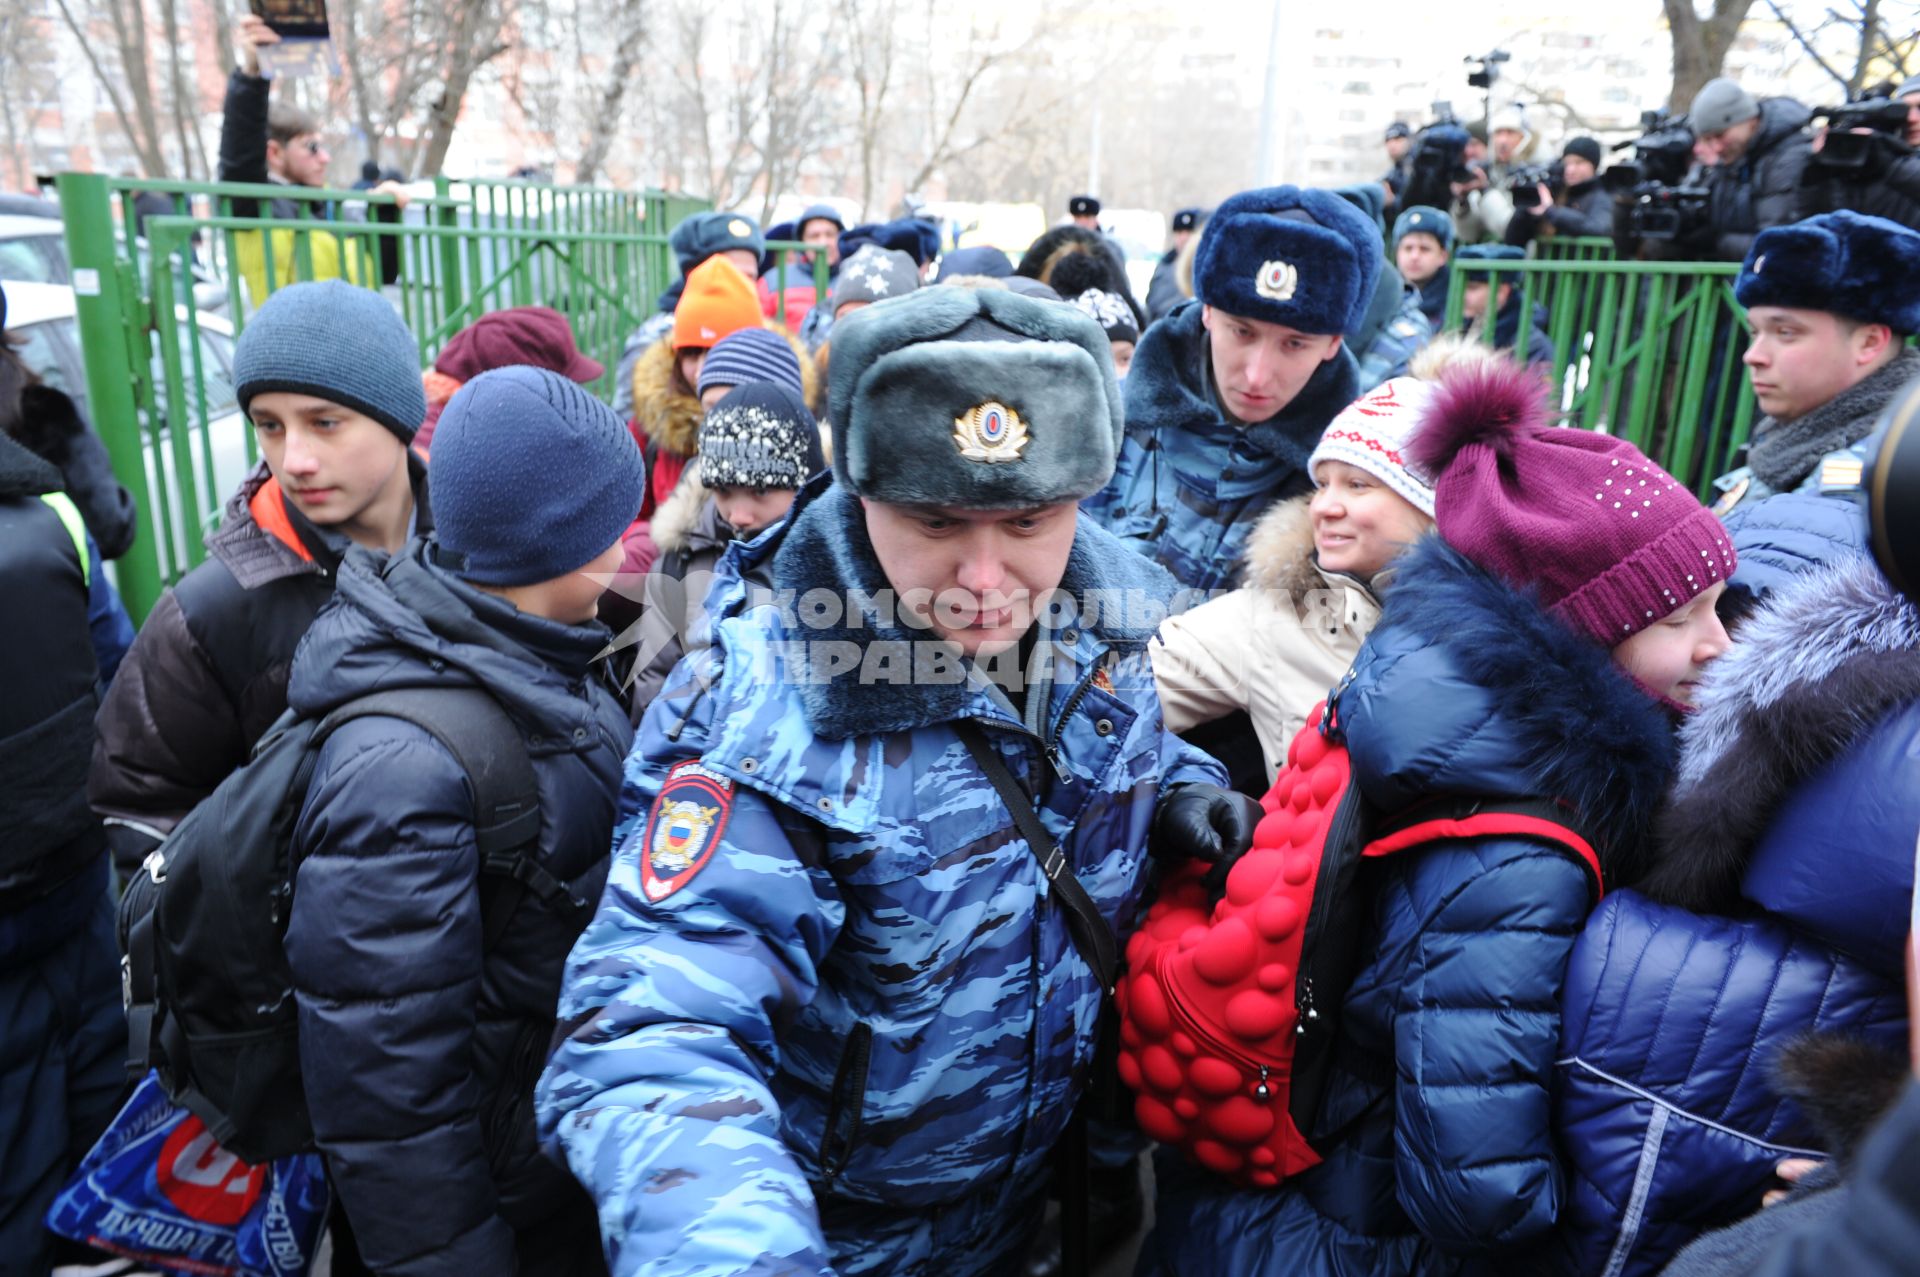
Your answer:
[1809,98,1911,178]
[1603,108,1712,243]
[1465,49,1510,91]
[1400,103,1482,214]
[1509,161,1561,209]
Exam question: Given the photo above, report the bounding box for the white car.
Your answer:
[0,212,235,314]
[5,279,254,569]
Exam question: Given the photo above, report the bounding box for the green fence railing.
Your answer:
[55,171,727,619]
[1444,252,1756,498]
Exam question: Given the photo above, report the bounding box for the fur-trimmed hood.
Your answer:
[1333,534,1676,877]
[1237,493,1379,603]
[629,322,822,459]
[1641,554,1920,912]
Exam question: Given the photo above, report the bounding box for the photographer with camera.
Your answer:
[1710,211,1920,516]
[1797,77,1920,232]
[1688,78,1815,262]
[1504,137,1613,247]
[1467,106,1543,242]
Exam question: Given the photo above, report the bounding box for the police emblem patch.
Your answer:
[1255,259,1298,301]
[728,218,753,240]
[1710,475,1750,517]
[640,760,734,902]
[952,401,1030,462]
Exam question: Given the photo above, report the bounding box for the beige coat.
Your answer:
[1150,495,1383,780]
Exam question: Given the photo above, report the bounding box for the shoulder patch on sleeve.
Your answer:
[640,760,735,903]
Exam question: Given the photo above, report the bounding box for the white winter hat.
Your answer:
[1307,377,1438,516]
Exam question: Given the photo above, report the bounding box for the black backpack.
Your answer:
[119,685,581,1166]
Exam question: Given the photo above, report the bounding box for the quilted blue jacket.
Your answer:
[1545,553,1918,1277]
[537,480,1225,1277]
[1080,299,1359,593]
[1140,534,1677,1277]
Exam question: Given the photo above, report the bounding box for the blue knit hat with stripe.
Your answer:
[232,280,427,442]
[696,327,805,401]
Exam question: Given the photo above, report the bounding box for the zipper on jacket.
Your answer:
[1042,664,1104,784]
[816,1021,873,1190]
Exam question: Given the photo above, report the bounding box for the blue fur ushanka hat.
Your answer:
[1392,204,1455,253]
[1191,185,1380,335]
[1736,211,1920,334]
[827,287,1124,508]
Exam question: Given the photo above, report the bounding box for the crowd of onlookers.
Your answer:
[1,25,1918,1277]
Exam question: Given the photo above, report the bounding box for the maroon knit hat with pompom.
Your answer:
[1409,360,1735,647]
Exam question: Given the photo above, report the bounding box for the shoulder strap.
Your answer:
[954,720,1120,995]
[1361,794,1604,904]
[316,686,580,947]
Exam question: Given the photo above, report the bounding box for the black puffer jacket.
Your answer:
[89,461,424,865]
[7,384,137,560]
[0,433,104,905]
[1705,98,1814,261]
[283,543,628,1275]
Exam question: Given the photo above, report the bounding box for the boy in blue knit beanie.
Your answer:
[91,279,430,876]
[279,363,645,1272]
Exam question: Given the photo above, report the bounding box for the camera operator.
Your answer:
[1797,76,1920,232]
[1689,77,1815,261]
[1467,106,1542,241]
[1504,137,1612,246]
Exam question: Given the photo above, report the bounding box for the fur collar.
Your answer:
[630,325,825,461]
[631,339,703,458]
[1238,494,1370,600]
[769,481,1179,739]
[1640,555,1920,911]
[1341,534,1677,877]
[1124,300,1360,502]
[650,464,720,556]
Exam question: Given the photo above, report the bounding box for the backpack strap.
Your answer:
[954,720,1120,996]
[315,687,585,948]
[1361,795,1604,904]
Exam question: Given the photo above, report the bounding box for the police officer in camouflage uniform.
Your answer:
[1081,186,1377,593]
[538,286,1253,1276]
[1712,210,1920,516]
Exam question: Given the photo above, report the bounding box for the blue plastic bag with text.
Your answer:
[45,1070,329,1276]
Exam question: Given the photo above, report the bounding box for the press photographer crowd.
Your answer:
[7,12,1920,1277]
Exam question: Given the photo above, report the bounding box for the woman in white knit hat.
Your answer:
[1150,342,1490,778]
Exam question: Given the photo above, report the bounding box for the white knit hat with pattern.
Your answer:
[1306,377,1438,516]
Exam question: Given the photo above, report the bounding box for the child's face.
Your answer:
[248,391,409,534]
[1611,581,1731,707]
[711,485,796,538]
[1110,339,1135,379]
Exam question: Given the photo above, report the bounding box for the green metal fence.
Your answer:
[1444,251,1756,498]
[54,171,744,619]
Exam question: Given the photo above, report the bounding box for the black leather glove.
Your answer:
[1151,784,1264,870]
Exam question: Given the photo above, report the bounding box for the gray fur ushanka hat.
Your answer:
[827,287,1125,508]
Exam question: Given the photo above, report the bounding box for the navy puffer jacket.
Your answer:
[1141,535,1677,1277]
[283,543,631,1276]
[1545,553,1918,1277]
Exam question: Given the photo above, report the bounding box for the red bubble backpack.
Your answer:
[1117,699,1603,1188]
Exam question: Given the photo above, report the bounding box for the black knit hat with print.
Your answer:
[696,382,824,491]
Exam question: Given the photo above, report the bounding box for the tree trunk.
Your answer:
[414,0,512,179]
[576,0,648,184]
[49,0,167,175]
[1666,0,1759,112]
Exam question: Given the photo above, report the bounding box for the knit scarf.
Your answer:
[1748,347,1920,491]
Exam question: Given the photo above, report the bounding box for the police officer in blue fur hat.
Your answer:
[539,285,1255,1277]
[1082,184,1379,593]
[1711,210,1920,515]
